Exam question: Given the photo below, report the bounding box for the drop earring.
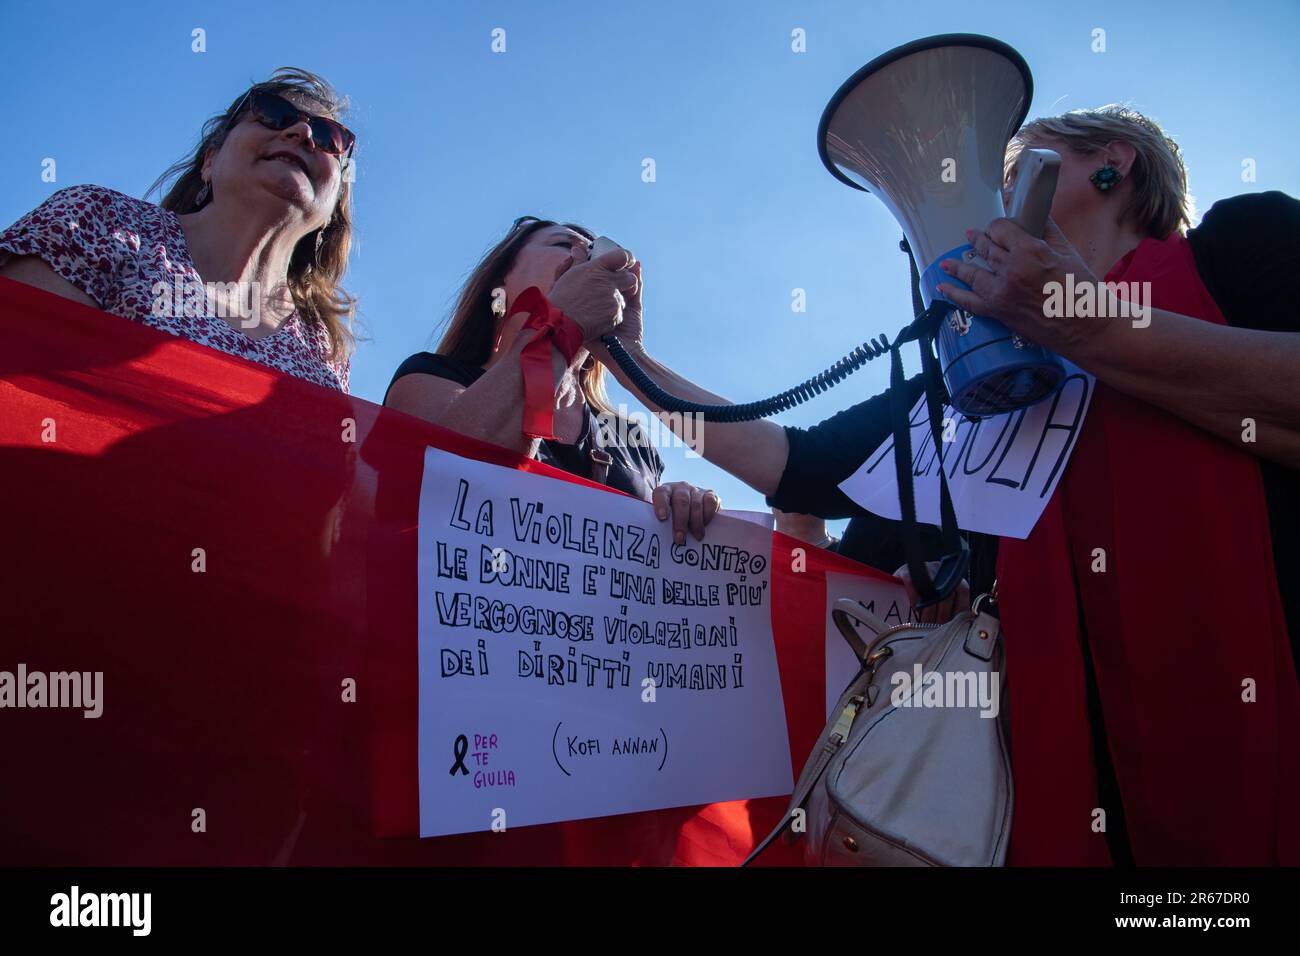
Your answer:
[195,180,211,207]
[1090,163,1123,192]
[490,287,508,353]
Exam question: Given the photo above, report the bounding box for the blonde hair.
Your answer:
[1006,105,1194,238]
[148,67,356,362]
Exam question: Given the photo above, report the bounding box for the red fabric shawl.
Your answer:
[997,233,1300,865]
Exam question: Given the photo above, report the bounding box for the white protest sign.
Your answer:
[823,571,917,717]
[416,446,793,838]
[837,367,1094,539]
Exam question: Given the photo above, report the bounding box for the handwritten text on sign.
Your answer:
[837,368,1095,539]
[416,447,793,838]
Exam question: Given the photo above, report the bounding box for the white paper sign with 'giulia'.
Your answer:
[416,446,793,838]
[838,367,1095,539]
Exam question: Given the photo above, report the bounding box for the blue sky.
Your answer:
[3,0,1297,520]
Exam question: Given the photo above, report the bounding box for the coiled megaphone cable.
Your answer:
[599,332,896,422]
[599,238,944,423]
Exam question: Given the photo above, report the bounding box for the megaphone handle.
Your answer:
[959,149,1059,277]
[1006,148,1061,238]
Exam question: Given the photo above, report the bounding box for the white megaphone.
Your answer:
[819,34,1065,416]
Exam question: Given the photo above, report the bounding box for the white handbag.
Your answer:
[745,593,1013,866]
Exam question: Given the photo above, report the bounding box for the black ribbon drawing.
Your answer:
[448,733,469,776]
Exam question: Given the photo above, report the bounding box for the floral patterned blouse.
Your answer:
[0,184,349,391]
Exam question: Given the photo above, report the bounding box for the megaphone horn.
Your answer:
[819,34,1067,416]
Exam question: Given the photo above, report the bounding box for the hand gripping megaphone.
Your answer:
[818,34,1066,417]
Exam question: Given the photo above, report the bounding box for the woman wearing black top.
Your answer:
[385,217,721,544]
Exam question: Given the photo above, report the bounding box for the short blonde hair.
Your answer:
[1006,105,1194,238]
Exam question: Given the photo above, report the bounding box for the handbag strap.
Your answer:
[583,404,614,486]
[741,695,865,866]
[830,596,895,662]
[741,778,816,865]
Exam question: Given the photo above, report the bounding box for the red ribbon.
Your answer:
[509,286,585,440]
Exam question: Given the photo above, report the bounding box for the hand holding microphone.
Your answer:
[547,236,638,342]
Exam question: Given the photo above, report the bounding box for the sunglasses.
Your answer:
[509,216,593,249]
[230,89,356,160]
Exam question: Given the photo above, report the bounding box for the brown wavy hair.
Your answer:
[437,218,615,416]
[147,67,356,362]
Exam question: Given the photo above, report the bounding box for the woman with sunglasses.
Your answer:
[385,217,723,544]
[0,67,357,391]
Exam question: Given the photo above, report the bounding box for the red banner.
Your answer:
[0,277,896,866]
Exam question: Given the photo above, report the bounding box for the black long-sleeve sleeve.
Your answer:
[766,374,927,519]
[764,374,950,575]
[1188,190,1300,654]
[764,371,1006,590]
[1188,191,1300,336]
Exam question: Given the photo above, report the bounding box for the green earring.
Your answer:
[1090,163,1123,192]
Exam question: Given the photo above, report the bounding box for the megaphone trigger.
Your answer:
[961,247,994,275]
